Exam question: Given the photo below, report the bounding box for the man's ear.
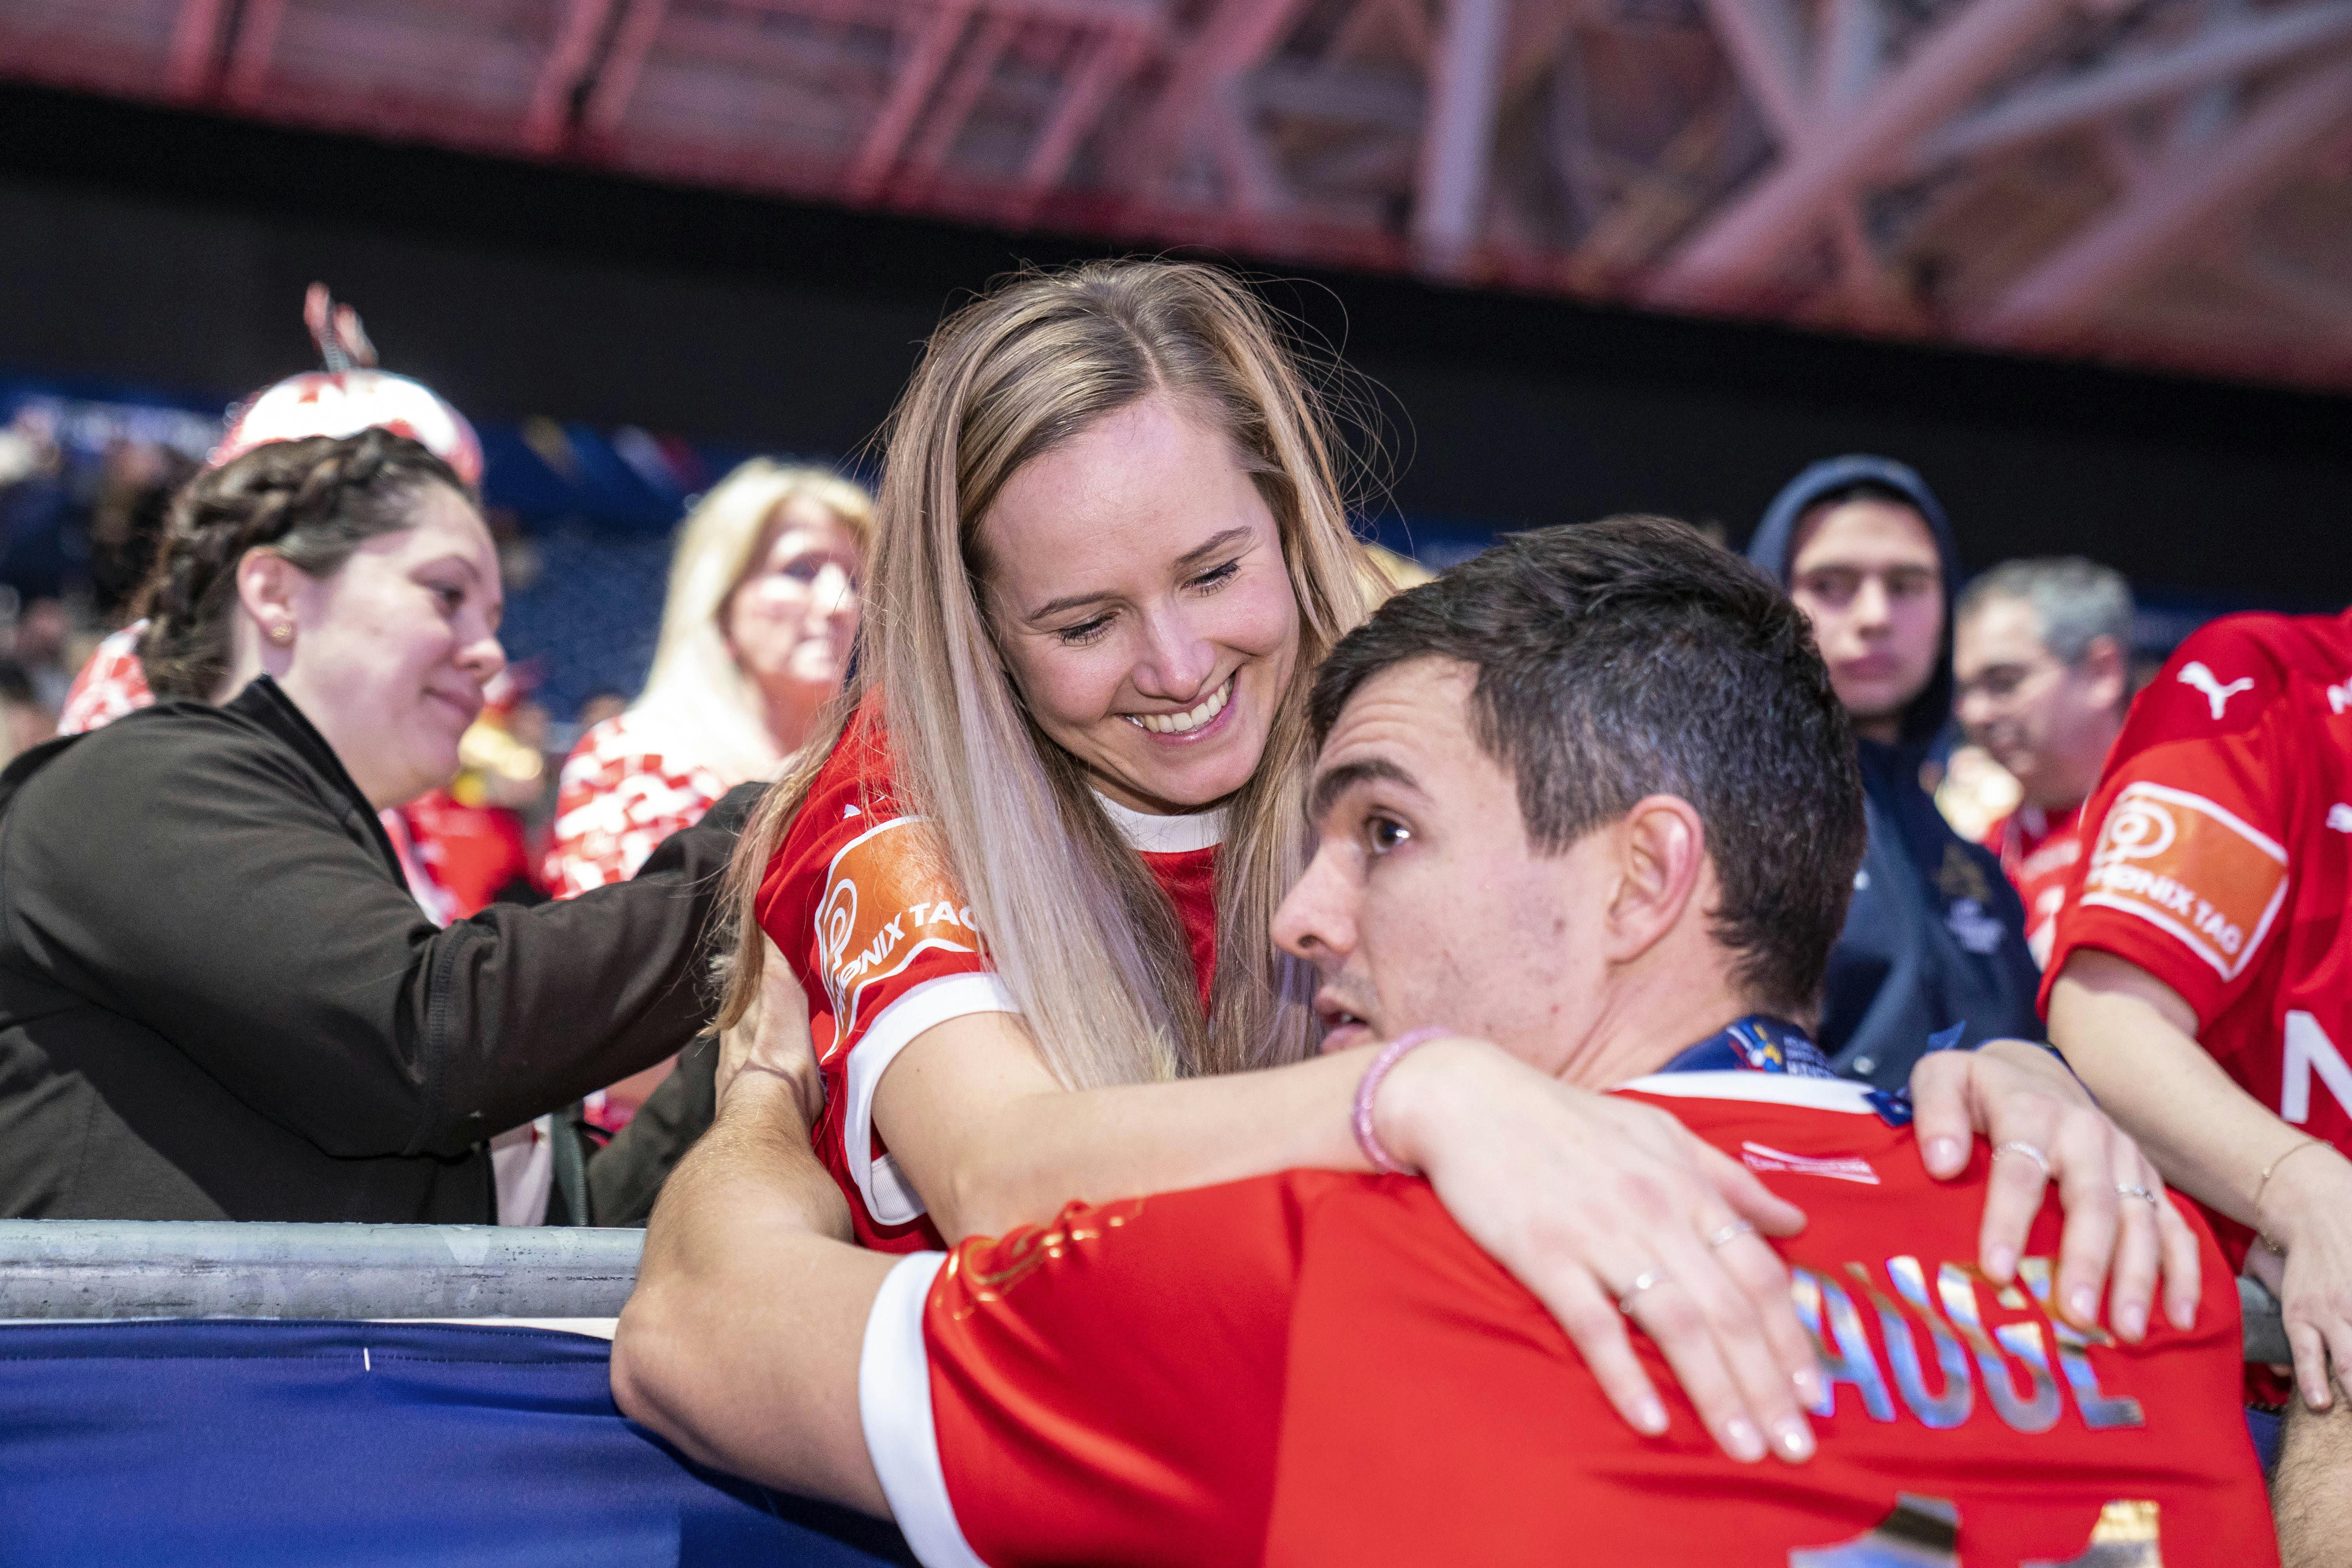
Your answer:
[1605,795,1707,964]
[2082,633,2129,713]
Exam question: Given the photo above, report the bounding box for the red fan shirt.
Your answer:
[2043,610,2352,1269]
[758,696,1221,1252]
[1984,802,2086,968]
[542,709,732,898]
[860,1071,2271,1567]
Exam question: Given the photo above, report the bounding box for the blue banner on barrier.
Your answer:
[0,1318,913,1567]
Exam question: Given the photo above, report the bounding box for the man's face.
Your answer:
[1953,595,2123,810]
[1272,658,1613,1078]
[1786,499,1943,741]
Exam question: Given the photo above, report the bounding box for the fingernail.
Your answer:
[1794,1365,1827,1407]
[1771,1416,1815,1463]
[1927,1137,1961,1172]
[1723,1416,1765,1463]
[2069,1286,2098,1325]
[2116,1303,2146,1341]
[1986,1245,2017,1281]
[1633,1396,1667,1436]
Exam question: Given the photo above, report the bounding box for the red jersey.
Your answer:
[2043,611,2352,1268]
[757,697,1221,1252]
[859,1071,2271,1568]
[1983,802,2087,968]
[397,790,530,919]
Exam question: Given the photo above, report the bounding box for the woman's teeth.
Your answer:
[1129,677,1231,735]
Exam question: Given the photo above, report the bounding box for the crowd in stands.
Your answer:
[0,258,2343,1564]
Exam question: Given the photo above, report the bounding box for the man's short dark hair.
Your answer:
[1312,516,1866,1019]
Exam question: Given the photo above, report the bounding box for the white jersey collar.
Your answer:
[1092,791,1226,853]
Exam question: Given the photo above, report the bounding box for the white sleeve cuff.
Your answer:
[843,973,1018,1226]
[859,1252,987,1568]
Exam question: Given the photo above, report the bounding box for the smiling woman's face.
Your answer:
[978,395,1301,816]
[270,483,508,808]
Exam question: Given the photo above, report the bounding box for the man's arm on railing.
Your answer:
[610,958,895,1516]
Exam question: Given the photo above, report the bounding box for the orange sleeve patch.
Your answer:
[814,816,981,1035]
[2079,781,2288,982]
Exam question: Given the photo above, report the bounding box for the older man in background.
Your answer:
[1954,558,2134,966]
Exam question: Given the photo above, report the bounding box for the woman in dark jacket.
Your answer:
[0,430,754,1224]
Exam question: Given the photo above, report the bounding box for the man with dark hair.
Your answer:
[1748,458,2043,1089]
[615,518,2258,1566]
[1953,557,2135,965]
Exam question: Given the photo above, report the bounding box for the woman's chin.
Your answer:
[764,657,846,702]
[412,746,465,803]
[1111,740,1263,814]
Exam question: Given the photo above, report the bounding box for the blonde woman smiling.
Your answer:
[714,260,2182,1464]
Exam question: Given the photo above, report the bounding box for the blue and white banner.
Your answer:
[0,1318,912,1567]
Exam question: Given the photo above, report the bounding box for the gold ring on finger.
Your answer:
[1617,1269,1670,1316]
[1706,1219,1756,1250]
[1993,1140,2051,1176]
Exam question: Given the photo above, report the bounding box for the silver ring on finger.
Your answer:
[1993,1140,2051,1176]
[2116,1183,2159,1205]
[1617,1269,1670,1316]
[1706,1219,1756,1250]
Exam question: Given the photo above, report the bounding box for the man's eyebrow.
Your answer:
[1024,528,1254,623]
[1308,756,1423,822]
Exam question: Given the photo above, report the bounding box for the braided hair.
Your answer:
[133,429,470,702]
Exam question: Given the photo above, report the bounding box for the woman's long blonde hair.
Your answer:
[630,459,873,784]
[719,260,1377,1089]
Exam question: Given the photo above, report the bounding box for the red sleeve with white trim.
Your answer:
[2043,618,2297,1029]
[757,698,1017,1251]
[860,1181,1310,1567]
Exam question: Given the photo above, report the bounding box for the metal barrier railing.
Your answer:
[2241,1276,2290,1365]
[0,1221,642,1321]
[0,1219,2295,1364]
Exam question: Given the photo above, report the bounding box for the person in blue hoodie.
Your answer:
[1748,456,2043,1089]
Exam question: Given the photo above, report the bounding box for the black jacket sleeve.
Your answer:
[0,705,760,1161]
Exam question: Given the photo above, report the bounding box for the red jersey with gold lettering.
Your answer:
[858,1072,2271,1568]
[757,696,1221,1252]
[2043,611,2352,1268]
[1984,802,2086,968]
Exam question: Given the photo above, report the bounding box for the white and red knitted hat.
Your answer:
[62,286,483,735]
[211,285,481,485]
[214,369,483,487]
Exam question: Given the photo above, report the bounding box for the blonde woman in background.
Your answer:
[545,460,868,897]
[547,460,866,1127]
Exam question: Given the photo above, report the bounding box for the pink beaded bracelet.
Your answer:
[1353,1027,1451,1176]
